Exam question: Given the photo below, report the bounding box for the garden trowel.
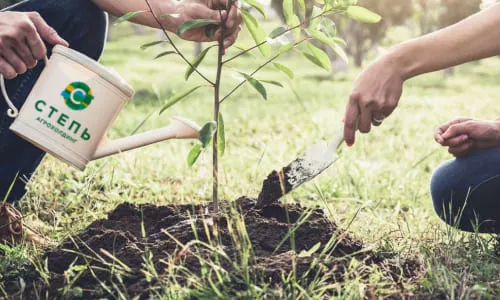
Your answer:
[256,125,345,207]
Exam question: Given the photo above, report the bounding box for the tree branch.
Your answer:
[144,0,215,85]
[220,39,307,103]
[222,9,341,65]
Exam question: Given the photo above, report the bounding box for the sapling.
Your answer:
[119,0,381,212]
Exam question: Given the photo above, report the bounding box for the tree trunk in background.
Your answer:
[107,15,116,41]
[354,50,363,68]
[193,42,202,57]
[444,67,455,78]
[134,25,146,35]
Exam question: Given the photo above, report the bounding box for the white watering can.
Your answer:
[0,45,200,170]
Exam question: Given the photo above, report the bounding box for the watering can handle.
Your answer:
[1,57,49,118]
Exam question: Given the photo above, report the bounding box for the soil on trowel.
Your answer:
[257,167,294,207]
[17,198,423,298]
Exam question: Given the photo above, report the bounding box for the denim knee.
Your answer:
[55,0,108,60]
[430,160,468,228]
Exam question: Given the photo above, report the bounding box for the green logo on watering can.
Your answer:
[61,82,94,111]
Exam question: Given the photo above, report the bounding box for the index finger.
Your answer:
[344,93,360,146]
[438,117,471,134]
[441,122,470,140]
[434,127,445,144]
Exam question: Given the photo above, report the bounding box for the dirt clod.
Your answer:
[257,167,293,207]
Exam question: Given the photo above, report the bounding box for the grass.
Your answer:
[2,20,500,298]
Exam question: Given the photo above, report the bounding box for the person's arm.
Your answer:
[344,4,500,146]
[92,0,241,47]
[0,0,241,79]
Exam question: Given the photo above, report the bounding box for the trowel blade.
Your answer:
[256,126,344,207]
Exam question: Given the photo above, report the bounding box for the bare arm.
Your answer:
[92,0,241,45]
[343,4,500,145]
[92,0,179,30]
[395,4,500,79]
[0,0,241,79]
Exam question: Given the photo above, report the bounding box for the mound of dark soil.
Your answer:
[21,198,423,298]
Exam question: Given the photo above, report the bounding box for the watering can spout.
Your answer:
[92,116,200,160]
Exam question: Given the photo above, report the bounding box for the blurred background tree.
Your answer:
[335,0,414,67]
[438,0,481,76]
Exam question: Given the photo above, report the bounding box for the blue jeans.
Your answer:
[0,0,107,202]
[431,147,500,233]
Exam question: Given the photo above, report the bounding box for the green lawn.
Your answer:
[3,21,500,298]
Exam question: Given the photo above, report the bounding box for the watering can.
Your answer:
[0,45,200,170]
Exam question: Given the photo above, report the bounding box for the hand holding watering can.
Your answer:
[0,45,200,170]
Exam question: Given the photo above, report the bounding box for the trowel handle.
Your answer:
[327,125,345,152]
[0,57,49,118]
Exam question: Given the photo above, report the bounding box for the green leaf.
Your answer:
[232,43,257,57]
[307,29,347,63]
[279,43,295,54]
[204,24,218,38]
[177,19,218,36]
[307,7,323,30]
[141,40,169,50]
[346,6,382,23]
[283,0,294,24]
[296,0,306,17]
[239,72,267,100]
[261,80,284,87]
[323,0,334,11]
[218,112,225,157]
[199,121,217,148]
[114,11,146,25]
[273,63,294,79]
[159,85,205,114]
[269,26,287,39]
[302,43,331,72]
[288,15,301,40]
[241,11,271,57]
[242,0,266,18]
[332,43,348,64]
[308,29,333,47]
[319,18,337,37]
[185,45,215,80]
[187,144,202,167]
[332,37,346,46]
[153,51,177,60]
[161,13,180,19]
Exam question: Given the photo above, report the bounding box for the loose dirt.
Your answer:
[12,197,424,298]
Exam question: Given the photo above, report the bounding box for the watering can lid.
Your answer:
[52,45,135,98]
